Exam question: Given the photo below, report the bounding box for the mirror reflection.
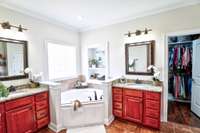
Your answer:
[125,40,155,75]
[128,45,147,72]
[0,38,28,80]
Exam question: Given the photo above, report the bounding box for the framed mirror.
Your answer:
[125,40,155,75]
[0,37,28,80]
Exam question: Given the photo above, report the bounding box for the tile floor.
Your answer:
[38,119,200,133]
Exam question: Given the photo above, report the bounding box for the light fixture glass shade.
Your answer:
[1,22,11,29]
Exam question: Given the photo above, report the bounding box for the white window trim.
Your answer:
[44,40,79,81]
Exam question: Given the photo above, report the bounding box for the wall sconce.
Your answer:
[0,21,28,32]
[125,28,152,37]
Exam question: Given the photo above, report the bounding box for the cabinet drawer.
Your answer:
[113,94,122,102]
[36,108,48,120]
[36,100,48,111]
[124,89,143,98]
[144,92,160,100]
[5,96,34,111]
[144,108,160,118]
[143,116,160,129]
[113,87,122,94]
[145,100,160,110]
[35,92,48,102]
[113,109,122,118]
[113,102,122,110]
[37,116,49,129]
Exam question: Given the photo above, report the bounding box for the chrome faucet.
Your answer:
[100,95,104,100]
[135,78,141,84]
[88,96,92,101]
[75,80,82,88]
[94,91,98,100]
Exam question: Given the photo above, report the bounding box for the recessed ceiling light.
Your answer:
[77,16,83,21]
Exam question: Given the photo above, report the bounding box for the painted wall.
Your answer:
[81,4,200,121]
[81,4,200,80]
[0,6,80,82]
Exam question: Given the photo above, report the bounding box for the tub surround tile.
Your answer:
[0,87,48,103]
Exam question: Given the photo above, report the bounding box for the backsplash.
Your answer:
[1,78,29,87]
[56,75,85,91]
[112,78,153,84]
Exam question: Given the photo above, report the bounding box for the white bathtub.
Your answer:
[60,88,104,128]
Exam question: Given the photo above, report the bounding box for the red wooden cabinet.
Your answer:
[35,92,50,130]
[0,91,49,133]
[6,105,35,133]
[112,87,161,129]
[143,91,161,129]
[0,103,5,133]
[112,87,123,118]
[123,96,143,123]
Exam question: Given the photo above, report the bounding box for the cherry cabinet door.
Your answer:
[123,96,143,123]
[0,114,5,133]
[0,103,5,133]
[6,105,35,133]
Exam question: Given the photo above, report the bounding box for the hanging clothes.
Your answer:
[180,76,186,98]
[182,47,191,69]
[169,48,174,68]
[169,45,192,100]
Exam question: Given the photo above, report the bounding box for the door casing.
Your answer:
[164,28,200,122]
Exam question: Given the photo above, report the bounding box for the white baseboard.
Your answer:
[48,122,65,133]
[104,115,114,126]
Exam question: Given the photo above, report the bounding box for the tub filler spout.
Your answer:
[73,100,82,111]
[94,91,98,100]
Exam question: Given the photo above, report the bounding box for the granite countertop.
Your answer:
[112,83,162,92]
[87,77,120,85]
[0,87,48,103]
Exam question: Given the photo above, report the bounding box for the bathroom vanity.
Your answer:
[0,88,49,133]
[112,83,162,129]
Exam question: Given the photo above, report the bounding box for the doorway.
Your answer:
[167,33,200,128]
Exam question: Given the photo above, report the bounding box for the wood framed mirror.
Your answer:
[125,40,155,75]
[0,37,28,80]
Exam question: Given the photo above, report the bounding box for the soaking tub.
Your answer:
[60,88,104,128]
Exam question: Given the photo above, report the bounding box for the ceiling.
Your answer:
[0,0,199,31]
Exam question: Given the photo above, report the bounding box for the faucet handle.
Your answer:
[100,95,104,100]
[88,96,92,101]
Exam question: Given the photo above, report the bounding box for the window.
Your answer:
[47,42,77,80]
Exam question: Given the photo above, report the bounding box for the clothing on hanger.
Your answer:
[169,45,192,100]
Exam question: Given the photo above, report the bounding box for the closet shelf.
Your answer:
[168,41,192,45]
[168,93,191,103]
[168,98,191,103]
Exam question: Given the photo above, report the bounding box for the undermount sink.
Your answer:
[10,89,29,95]
[125,83,136,85]
[125,83,152,87]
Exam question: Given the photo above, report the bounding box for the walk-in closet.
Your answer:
[167,33,200,128]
